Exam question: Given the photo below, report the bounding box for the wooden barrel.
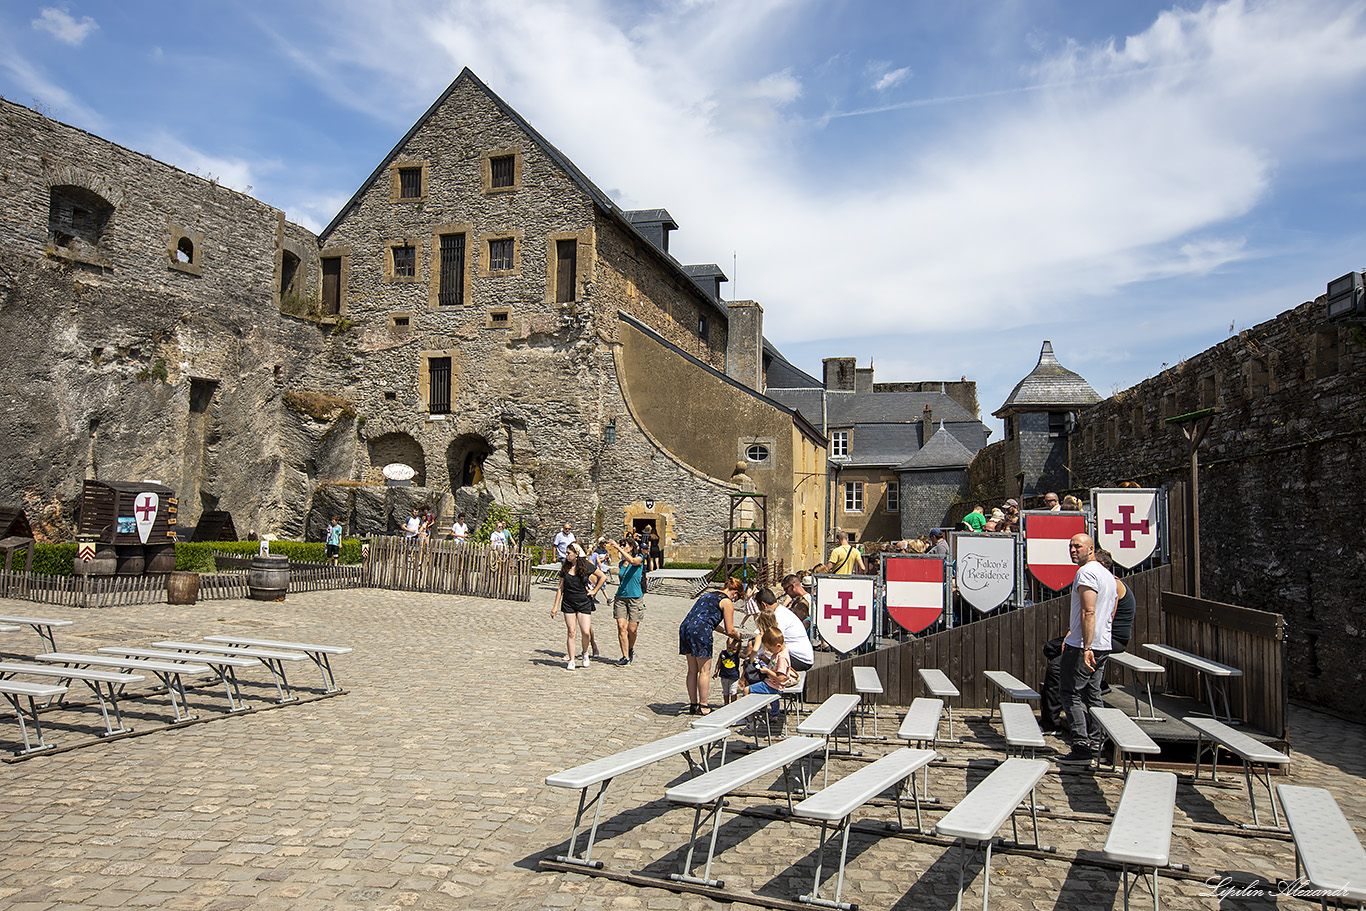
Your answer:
[167,571,200,605]
[116,545,145,576]
[247,554,289,601]
[74,544,118,576]
[145,543,177,574]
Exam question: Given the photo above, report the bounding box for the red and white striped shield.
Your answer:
[884,556,945,634]
[1024,512,1086,591]
[814,576,875,654]
[1094,489,1159,569]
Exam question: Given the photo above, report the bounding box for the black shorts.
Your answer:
[325,543,340,558]
[561,601,595,614]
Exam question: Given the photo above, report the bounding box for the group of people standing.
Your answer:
[549,521,649,670]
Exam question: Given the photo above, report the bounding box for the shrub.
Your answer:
[174,542,217,573]
[33,543,77,576]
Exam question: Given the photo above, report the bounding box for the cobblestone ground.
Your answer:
[0,585,1362,911]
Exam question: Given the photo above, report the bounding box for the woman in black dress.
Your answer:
[552,552,605,670]
[677,575,743,714]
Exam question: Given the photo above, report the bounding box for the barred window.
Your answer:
[399,167,422,199]
[490,155,515,189]
[438,233,465,306]
[392,244,416,278]
[428,357,451,415]
[488,238,514,271]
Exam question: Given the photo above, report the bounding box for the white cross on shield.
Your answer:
[814,576,875,654]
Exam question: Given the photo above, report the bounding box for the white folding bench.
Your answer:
[0,679,68,754]
[36,653,214,722]
[935,757,1050,911]
[998,703,1047,759]
[852,667,883,737]
[1107,651,1167,721]
[0,614,74,652]
[1276,785,1366,910]
[153,641,309,703]
[1186,716,1290,829]
[98,647,256,712]
[545,727,729,869]
[663,736,825,888]
[983,670,1040,722]
[0,624,19,633]
[692,692,780,748]
[1103,770,1178,911]
[898,698,945,800]
[793,748,938,910]
[1091,707,1162,773]
[204,636,351,693]
[1144,643,1242,724]
[796,694,862,787]
[781,670,807,723]
[920,668,960,740]
[0,661,143,737]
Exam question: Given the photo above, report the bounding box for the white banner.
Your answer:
[954,533,1016,614]
[133,492,159,545]
[1094,489,1159,568]
[814,575,875,654]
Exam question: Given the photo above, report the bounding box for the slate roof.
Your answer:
[824,390,978,426]
[762,341,822,390]
[896,424,977,471]
[994,341,1101,416]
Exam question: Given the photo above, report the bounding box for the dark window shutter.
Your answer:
[555,239,577,302]
[439,233,465,306]
[429,357,451,414]
[322,257,341,315]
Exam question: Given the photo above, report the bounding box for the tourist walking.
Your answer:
[326,515,342,565]
[552,551,605,670]
[678,576,744,715]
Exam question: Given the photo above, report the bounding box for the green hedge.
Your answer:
[33,543,77,576]
[30,539,365,577]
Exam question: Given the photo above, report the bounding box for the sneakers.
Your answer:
[618,655,630,667]
[566,657,575,671]
[581,655,591,668]
[1056,747,1094,766]
[592,645,600,658]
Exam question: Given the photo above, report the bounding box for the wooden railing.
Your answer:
[364,536,532,602]
[0,570,249,607]
[1161,591,1287,739]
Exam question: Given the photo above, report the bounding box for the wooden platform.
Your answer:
[1101,682,1286,754]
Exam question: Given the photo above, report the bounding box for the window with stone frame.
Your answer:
[490,155,515,189]
[428,356,452,415]
[392,243,417,278]
[399,167,423,199]
[555,238,577,302]
[438,232,466,306]
[844,481,864,513]
[830,430,850,458]
[488,237,515,272]
[321,256,342,315]
[886,481,899,513]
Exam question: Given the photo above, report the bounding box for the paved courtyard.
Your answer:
[1,584,1363,911]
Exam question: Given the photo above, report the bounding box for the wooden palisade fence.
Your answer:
[364,536,532,602]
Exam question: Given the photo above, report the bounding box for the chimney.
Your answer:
[725,300,764,391]
[922,404,934,444]
[823,357,856,391]
[854,366,873,394]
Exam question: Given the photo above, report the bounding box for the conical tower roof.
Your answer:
[993,341,1101,417]
[896,423,976,471]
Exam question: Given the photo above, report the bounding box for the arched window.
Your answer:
[176,236,194,263]
[48,185,113,249]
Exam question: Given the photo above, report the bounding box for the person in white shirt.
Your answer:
[756,587,814,671]
[451,513,469,543]
[489,520,510,548]
[403,508,422,542]
[552,522,575,561]
[1057,533,1117,765]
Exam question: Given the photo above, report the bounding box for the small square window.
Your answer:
[399,167,422,199]
[490,155,515,189]
[844,482,864,513]
[393,245,416,278]
[487,309,511,329]
[488,238,514,271]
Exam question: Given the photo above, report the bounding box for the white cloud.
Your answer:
[144,132,257,193]
[32,8,98,46]
[869,63,910,92]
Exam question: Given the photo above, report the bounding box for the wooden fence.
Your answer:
[364,536,532,601]
[0,570,250,608]
[1161,591,1287,739]
[806,483,1190,707]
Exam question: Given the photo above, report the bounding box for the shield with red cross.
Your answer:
[1024,512,1087,591]
[1093,489,1159,569]
[133,492,159,545]
[814,575,875,654]
[883,556,945,634]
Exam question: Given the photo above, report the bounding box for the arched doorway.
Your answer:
[447,434,493,489]
[367,432,426,486]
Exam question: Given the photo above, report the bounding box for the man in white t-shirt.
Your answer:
[552,522,576,561]
[489,520,510,548]
[758,587,814,672]
[1057,533,1117,765]
[451,513,469,546]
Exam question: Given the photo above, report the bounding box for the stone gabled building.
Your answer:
[0,69,826,568]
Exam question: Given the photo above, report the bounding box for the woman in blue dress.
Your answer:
[678,575,743,715]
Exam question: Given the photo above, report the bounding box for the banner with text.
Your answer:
[954,533,1016,614]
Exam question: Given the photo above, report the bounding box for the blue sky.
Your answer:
[5,0,1366,434]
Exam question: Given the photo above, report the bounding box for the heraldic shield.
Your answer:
[133,492,159,545]
[1024,512,1087,590]
[814,576,875,654]
[884,556,945,634]
[954,534,1016,614]
[1094,489,1159,569]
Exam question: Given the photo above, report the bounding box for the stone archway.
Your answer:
[447,433,493,490]
[367,432,426,487]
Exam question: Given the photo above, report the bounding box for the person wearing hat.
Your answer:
[928,528,950,557]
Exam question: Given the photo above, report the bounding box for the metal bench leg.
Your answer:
[799,817,856,910]
[980,838,996,911]
[556,779,611,868]
[153,671,196,723]
[4,692,55,755]
[261,659,297,704]
[670,798,727,888]
[89,680,130,736]
[309,652,341,694]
